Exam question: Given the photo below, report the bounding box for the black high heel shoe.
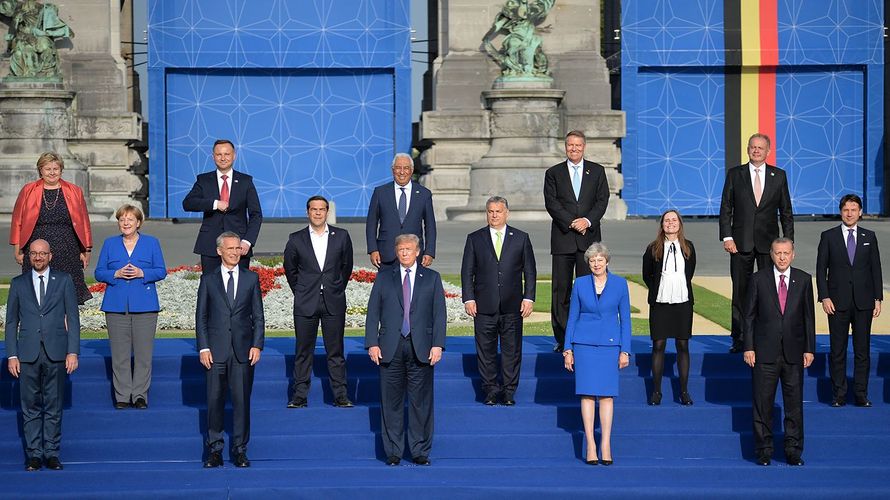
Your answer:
[585,458,599,465]
[648,392,662,406]
[679,392,693,406]
[598,459,613,466]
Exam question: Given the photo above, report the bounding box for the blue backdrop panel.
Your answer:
[148,0,411,218]
[164,69,395,218]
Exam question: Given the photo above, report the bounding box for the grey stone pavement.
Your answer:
[3,217,890,289]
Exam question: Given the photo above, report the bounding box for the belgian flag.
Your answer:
[724,0,778,167]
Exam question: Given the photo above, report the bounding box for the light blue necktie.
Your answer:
[398,187,407,223]
[571,165,581,199]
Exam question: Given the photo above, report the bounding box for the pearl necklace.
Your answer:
[43,187,61,210]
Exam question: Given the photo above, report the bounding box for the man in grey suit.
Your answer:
[5,239,80,471]
[365,234,446,466]
[196,231,265,468]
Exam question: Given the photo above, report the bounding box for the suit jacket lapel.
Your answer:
[393,267,404,309]
[759,166,776,208]
[766,272,782,315]
[577,160,595,201]
[556,162,576,201]
[299,228,322,272]
[411,267,424,312]
[739,167,758,208]
[216,270,233,309]
[234,270,250,308]
[405,185,422,220]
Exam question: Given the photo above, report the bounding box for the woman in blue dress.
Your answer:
[563,243,632,465]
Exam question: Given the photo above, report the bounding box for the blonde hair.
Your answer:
[36,152,65,173]
[115,203,145,224]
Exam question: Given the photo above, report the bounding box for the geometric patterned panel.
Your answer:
[165,70,396,218]
[776,68,864,214]
[778,0,883,65]
[628,67,866,216]
[621,0,726,67]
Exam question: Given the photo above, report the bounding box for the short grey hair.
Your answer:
[216,231,242,248]
[394,233,420,251]
[486,196,509,209]
[748,133,771,149]
[771,237,794,251]
[584,242,610,263]
[391,153,414,168]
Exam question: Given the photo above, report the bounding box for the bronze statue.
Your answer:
[0,0,74,79]
[482,0,554,78]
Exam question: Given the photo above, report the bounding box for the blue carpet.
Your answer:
[1,335,889,498]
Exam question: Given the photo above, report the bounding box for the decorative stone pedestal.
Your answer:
[446,79,565,221]
[0,80,91,216]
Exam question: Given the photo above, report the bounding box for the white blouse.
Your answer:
[656,240,689,304]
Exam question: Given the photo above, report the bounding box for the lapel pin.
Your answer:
[331,231,335,236]
[509,232,513,236]
[585,170,590,175]
[770,172,775,176]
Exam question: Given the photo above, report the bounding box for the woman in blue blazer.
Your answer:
[563,243,631,465]
[95,204,166,409]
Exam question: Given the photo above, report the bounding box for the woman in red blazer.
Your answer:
[10,152,93,303]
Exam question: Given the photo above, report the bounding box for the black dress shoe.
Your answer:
[45,456,63,470]
[483,393,498,406]
[233,452,250,468]
[114,401,130,409]
[648,392,662,406]
[25,457,41,471]
[133,397,148,409]
[203,452,223,468]
[679,392,694,406]
[503,394,515,406]
[333,397,354,408]
[598,459,613,466]
[553,344,564,353]
[756,455,771,466]
[287,398,307,409]
[385,456,401,466]
[830,397,846,407]
[412,456,430,466]
[855,399,873,408]
[786,456,804,466]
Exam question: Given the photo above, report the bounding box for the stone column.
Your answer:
[0,81,90,217]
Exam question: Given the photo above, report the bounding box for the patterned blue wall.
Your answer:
[622,0,884,215]
[148,0,411,218]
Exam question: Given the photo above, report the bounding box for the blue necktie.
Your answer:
[398,187,407,223]
[401,268,411,337]
[571,165,581,199]
[227,270,235,305]
[847,228,856,264]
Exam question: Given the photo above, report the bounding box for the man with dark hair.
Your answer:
[543,130,610,352]
[461,196,536,405]
[744,238,815,466]
[283,195,355,409]
[183,139,263,272]
[719,133,794,352]
[816,193,882,408]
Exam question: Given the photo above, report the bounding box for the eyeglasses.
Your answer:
[29,251,51,257]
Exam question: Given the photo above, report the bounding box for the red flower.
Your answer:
[350,269,377,283]
[88,282,107,293]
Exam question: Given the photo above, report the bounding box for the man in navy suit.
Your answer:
[365,234,446,466]
[283,195,354,409]
[196,232,265,468]
[544,130,610,352]
[365,153,436,268]
[182,139,263,272]
[743,238,815,466]
[5,239,80,471]
[461,196,536,405]
[720,133,794,352]
[816,194,883,408]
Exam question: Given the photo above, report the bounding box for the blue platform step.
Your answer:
[1,336,889,499]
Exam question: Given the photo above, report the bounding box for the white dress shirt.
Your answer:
[309,224,329,290]
[489,225,506,250]
[565,158,591,227]
[841,224,858,246]
[656,240,689,303]
[773,266,791,292]
[32,268,50,306]
[401,261,417,298]
[221,264,239,301]
[394,180,413,214]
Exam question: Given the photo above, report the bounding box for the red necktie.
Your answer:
[778,274,787,314]
[220,175,230,203]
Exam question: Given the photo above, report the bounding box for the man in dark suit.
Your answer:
[743,238,815,466]
[365,153,436,268]
[460,196,536,405]
[365,234,446,466]
[544,130,610,352]
[182,139,263,272]
[196,231,265,468]
[283,195,354,409]
[720,133,794,353]
[816,193,882,408]
[5,239,80,471]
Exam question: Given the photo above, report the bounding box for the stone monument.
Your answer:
[0,0,144,220]
[421,0,625,221]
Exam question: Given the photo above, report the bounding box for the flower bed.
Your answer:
[1,263,469,331]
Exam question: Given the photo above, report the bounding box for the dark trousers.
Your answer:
[752,348,804,458]
[474,312,522,396]
[828,307,873,400]
[291,293,348,401]
[730,250,771,343]
[379,335,434,459]
[206,352,255,455]
[551,251,591,345]
[201,254,250,273]
[19,343,65,460]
